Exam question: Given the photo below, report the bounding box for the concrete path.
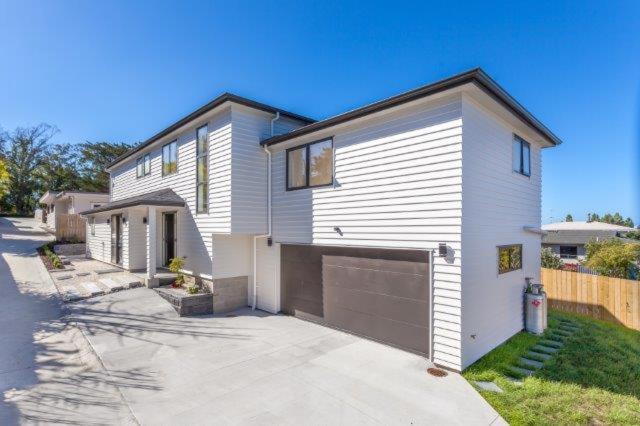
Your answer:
[69,288,503,425]
[0,217,135,424]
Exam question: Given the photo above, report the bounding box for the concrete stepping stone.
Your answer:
[55,274,73,280]
[99,278,123,292]
[76,272,90,277]
[559,325,580,332]
[519,357,544,369]
[527,351,552,361]
[62,287,83,302]
[508,366,534,377]
[79,282,104,297]
[474,381,503,393]
[531,345,559,354]
[540,339,564,348]
[506,377,523,386]
[553,329,573,336]
[95,268,121,275]
[548,333,568,341]
[114,276,143,289]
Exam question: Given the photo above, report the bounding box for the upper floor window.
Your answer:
[498,244,522,274]
[136,154,151,178]
[162,140,178,176]
[287,139,333,190]
[196,125,208,213]
[512,135,531,176]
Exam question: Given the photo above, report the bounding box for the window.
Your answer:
[287,139,333,190]
[196,125,208,213]
[512,135,531,176]
[136,154,151,178]
[498,244,522,274]
[90,217,95,236]
[91,203,102,209]
[559,245,578,259]
[162,140,178,176]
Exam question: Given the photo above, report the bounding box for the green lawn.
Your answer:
[463,310,640,425]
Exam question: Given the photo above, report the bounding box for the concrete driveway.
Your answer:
[69,288,503,425]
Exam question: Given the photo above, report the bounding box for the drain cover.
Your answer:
[427,367,448,377]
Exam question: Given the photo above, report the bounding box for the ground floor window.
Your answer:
[559,245,578,259]
[498,244,522,274]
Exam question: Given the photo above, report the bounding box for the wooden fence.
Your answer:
[55,213,86,242]
[541,267,640,330]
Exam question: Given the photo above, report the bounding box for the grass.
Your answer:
[464,310,640,425]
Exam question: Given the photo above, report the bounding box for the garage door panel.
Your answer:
[324,305,429,354]
[323,256,428,276]
[324,284,429,327]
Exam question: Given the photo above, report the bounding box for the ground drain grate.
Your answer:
[427,367,447,377]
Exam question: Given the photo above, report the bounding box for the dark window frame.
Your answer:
[559,245,578,259]
[195,124,209,214]
[286,138,334,191]
[513,135,531,177]
[497,244,523,274]
[162,139,178,177]
[136,153,151,178]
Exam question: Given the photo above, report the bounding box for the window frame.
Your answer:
[90,217,95,236]
[195,124,209,214]
[136,153,151,178]
[513,135,531,177]
[162,139,178,177]
[497,244,523,274]
[285,138,334,191]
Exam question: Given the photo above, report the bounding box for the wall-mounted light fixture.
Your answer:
[267,237,273,247]
[438,243,447,257]
[143,217,148,224]
[122,217,127,224]
[106,219,110,224]
[333,226,343,236]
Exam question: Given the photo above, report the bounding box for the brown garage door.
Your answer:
[281,245,430,355]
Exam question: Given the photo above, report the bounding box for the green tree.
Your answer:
[565,214,573,222]
[584,239,640,279]
[77,141,131,192]
[0,124,55,214]
[35,143,81,192]
[586,212,633,228]
[541,247,564,269]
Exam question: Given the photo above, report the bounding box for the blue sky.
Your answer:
[1,1,638,224]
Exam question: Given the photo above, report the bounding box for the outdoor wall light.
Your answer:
[143,217,147,224]
[122,217,127,224]
[438,243,448,257]
[106,219,110,224]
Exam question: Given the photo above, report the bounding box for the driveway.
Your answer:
[0,217,135,424]
[69,288,503,425]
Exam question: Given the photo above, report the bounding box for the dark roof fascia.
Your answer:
[107,93,315,170]
[80,199,185,215]
[261,68,562,147]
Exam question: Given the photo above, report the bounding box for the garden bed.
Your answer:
[154,285,212,316]
[464,310,640,425]
[37,242,65,271]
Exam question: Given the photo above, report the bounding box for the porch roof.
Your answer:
[79,188,185,215]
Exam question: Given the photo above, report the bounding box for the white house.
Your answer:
[39,190,109,230]
[81,68,561,371]
[542,221,636,261]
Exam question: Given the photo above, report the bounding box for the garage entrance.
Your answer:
[281,245,430,355]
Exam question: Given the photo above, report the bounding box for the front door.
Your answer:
[110,214,123,265]
[163,212,176,266]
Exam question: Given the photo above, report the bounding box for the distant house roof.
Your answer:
[80,189,185,215]
[39,190,60,204]
[261,68,563,148]
[56,191,110,199]
[541,221,636,245]
[106,93,316,171]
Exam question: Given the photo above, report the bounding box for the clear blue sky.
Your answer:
[1,1,638,224]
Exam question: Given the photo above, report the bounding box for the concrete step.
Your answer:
[79,282,105,297]
[540,339,564,348]
[76,272,91,277]
[526,351,552,361]
[99,278,123,292]
[507,366,534,377]
[95,268,121,275]
[531,345,559,354]
[54,274,73,280]
[519,357,544,369]
[62,287,82,302]
[113,276,143,289]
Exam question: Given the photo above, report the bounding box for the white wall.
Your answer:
[69,193,110,214]
[270,96,464,369]
[254,239,281,313]
[86,213,111,264]
[460,96,543,369]
[211,234,252,279]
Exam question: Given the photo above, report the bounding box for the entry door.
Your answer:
[110,214,123,265]
[163,212,177,266]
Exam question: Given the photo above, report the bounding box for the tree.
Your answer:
[77,141,131,192]
[541,247,564,270]
[586,212,634,228]
[584,239,640,279]
[565,214,573,222]
[0,124,56,215]
[35,143,81,192]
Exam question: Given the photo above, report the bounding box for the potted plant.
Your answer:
[168,257,185,288]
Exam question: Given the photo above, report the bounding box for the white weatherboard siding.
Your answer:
[86,214,111,264]
[271,96,464,370]
[110,108,233,278]
[128,209,147,270]
[68,193,110,214]
[460,96,543,369]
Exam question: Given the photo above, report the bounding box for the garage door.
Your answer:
[281,245,430,355]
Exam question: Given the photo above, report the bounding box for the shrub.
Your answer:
[186,285,198,295]
[584,239,640,279]
[168,257,186,287]
[541,247,564,270]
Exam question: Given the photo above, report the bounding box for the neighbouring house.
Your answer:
[80,68,561,371]
[39,190,110,239]
[542,221,636,262]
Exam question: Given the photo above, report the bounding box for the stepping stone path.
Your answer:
[53,271,144,303]
[504,319,581,380]
[99,278,124,292]
[79,282,105,297]
[473,381,504,393]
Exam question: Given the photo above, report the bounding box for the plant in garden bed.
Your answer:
[168,257,186,288]
[37,242,64,270]
[186,285,199,294]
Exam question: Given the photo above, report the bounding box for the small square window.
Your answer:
[498,244,522,274]
[286,139,333,190]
